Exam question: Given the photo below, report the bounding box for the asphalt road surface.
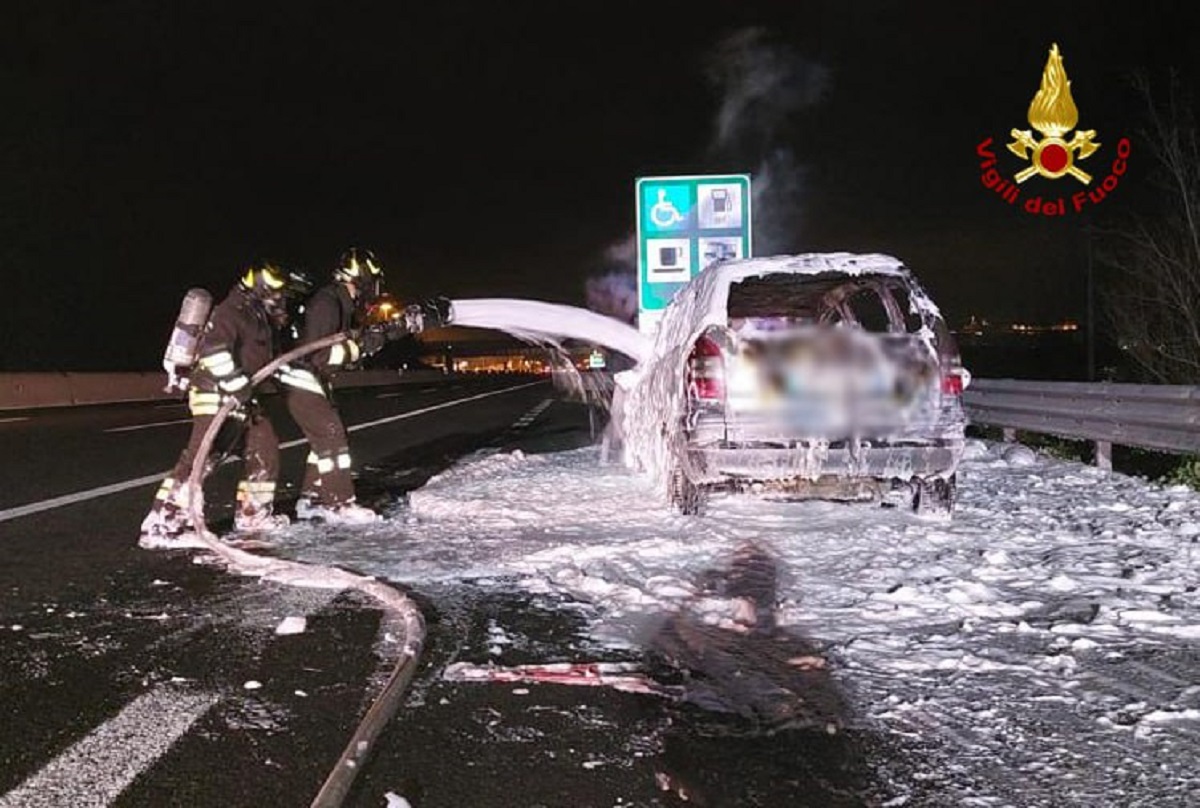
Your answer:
[0,376,896,807]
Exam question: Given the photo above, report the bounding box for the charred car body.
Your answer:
[622,253,969,515]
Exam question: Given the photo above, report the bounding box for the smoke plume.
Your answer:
[706,27,829,254]
[584,28,828,319]
[585,234,638,323]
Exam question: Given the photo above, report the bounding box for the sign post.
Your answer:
[635,174,751,335]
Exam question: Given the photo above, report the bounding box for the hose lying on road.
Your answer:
[182,333,425,808]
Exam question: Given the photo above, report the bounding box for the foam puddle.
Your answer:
[279,442,1200,805]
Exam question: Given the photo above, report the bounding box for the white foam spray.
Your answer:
[449,298,649,364]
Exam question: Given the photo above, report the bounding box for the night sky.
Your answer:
[2,1,1194,370]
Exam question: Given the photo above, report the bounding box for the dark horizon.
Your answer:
[2,1,1195,371]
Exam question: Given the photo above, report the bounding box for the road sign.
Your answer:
[636,174,751,335]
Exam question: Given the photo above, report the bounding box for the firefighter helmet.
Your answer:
[240,262,288,299]
[334,247,385,302]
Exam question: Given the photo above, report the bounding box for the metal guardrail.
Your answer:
[964,379,1200,469]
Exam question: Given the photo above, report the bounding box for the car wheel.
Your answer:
[880,478,917,509]
[669,465,707,516]
[913,474,956,516]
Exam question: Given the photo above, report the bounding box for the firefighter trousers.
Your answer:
[284,386,356,506]
[150,407,281,519]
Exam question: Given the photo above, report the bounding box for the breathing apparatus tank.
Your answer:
[162,288,213,392]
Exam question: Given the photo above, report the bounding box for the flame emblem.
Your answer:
[1007,44,1099,184]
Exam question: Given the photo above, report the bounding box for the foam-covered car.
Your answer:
[622,253,969,514]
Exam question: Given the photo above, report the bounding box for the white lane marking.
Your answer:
[154,403,187,410]
[481,398,554,458]
[0,381,545,523]
[0,473,169,524]
[375,385,442,399]
[510,399,554,432]
[104,419,192,434]
[0,686,218,808]
[0,417,30,424]
[345,381,544,435]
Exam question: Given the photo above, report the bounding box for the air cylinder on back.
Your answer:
[163,288,213,370]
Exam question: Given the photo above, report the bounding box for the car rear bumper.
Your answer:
[685,439,963,482]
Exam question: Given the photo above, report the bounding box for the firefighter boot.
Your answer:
[139,479,208,550]
[295,497,380,526]
[233,480,290,533]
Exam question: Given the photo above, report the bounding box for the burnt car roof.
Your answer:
[650,253,943,356]
[727,271,909,321]
[710,252,912,281]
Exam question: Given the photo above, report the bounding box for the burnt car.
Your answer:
[622,253,969,515]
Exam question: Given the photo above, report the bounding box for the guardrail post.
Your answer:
[1095,440,1112,471]
[1002,428,1016,443]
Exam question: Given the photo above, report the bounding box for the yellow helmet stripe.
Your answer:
[262,266,285,289]
[243,266,286,290]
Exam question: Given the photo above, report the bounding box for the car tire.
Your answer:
[880,478,917,509]
[913,474,956,515]
[669,466,707,516]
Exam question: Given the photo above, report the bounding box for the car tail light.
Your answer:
[688,335,726,401]
[941,367,969,396]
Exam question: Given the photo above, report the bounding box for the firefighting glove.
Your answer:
[356,328,388,357]
[422,295,454,328]
[383,318,411,341]
[403,304,425,335]
[218,375,254,408]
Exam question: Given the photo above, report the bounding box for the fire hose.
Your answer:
[182,332,425,808]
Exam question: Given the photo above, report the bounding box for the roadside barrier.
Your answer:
[0,368,451,411]
[964,379,1200,469]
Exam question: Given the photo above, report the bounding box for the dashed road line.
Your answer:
[511,398,554,430]
[481,398,555,457]
[0,381,545,524]
[0,416,30,424]
[0,685,219,808]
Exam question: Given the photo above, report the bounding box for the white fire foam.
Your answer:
[450,299,649,364]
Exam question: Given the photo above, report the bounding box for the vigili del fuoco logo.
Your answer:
[976,43,1130,217]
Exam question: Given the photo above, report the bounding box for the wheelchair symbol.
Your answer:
[650,189,685,228]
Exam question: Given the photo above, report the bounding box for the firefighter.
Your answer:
[139,262,297,548]
[283,248,450,524]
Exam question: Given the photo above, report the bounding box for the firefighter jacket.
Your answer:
[188,286,279,415]
[275,282,360,397]
[299,282,360,379]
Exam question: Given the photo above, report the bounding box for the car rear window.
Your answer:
[727,272,904,333]
[844,288,891,332]
[727,273,846,321]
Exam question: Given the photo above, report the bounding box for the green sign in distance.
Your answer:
[635,174,752,335]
